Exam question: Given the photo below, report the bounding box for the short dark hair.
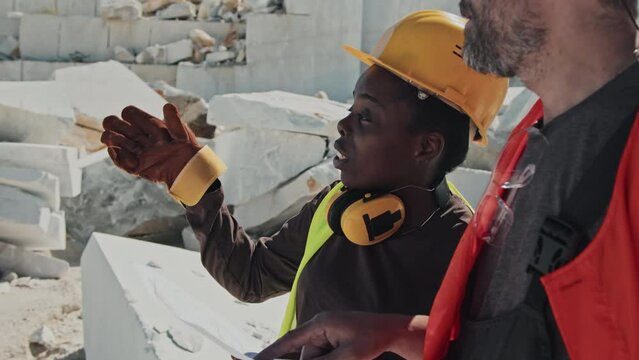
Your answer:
[407,94,470,178]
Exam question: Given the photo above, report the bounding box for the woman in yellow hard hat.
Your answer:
[101,10,507,360]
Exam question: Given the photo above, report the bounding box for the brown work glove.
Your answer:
[101,103,202,188]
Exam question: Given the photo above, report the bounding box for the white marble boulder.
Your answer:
[52,61,167,131]
[0,185,66,250]
[82,233,288,360]
[214,128,328,205]
[207,91,349,139]
[233,160,338,234]
[0,143,81,197]
[0,81,76,145]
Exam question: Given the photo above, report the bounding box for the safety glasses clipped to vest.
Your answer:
[473,126,548,248]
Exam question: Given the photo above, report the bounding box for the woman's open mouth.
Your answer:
[333,144,349,169]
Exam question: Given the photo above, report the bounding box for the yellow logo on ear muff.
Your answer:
[327,189,406,246]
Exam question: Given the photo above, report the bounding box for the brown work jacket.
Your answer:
[185,181,470,357]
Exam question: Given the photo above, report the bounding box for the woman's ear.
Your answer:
[414,131,445,164]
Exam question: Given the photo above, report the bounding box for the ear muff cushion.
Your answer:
[327,190,367,236]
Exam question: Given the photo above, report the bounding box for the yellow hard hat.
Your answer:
[343,10,508,145]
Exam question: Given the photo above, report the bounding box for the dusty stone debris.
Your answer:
[29,326,56,356]
[107,0,286,20]
[114,27,246,67]
[149,80,216,138]
[0,267,84,360]
[100,0,143,21]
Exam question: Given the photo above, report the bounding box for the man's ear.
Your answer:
[414,131,445,164]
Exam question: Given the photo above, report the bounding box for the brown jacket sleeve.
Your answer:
[184,180,330,303]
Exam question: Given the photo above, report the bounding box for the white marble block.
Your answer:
[233,160,338,232]
[52,60,167,130]
[0,166,60,211]
[214,128,327,205]
[0,185,65,250]
[0,81,75,144]
[81,233,288,360]
[208,91,349,139]
[0,143,81,197]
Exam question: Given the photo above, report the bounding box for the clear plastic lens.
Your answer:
[473,126,547,247]
[502,164,536,189]
[473,195,514,248]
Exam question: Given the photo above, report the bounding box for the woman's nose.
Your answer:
[337,114,352,137]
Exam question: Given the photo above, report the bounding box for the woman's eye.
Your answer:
[348,107,371,123]
[358,111,372,122]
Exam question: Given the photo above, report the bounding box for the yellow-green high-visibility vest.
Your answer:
[278,180,472,336]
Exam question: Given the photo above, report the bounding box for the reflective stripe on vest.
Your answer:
[279,181,473,337]
[278,182,345,336]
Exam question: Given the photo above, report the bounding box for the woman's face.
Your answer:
[334,66,433,191]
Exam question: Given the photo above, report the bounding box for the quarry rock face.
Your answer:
[60,157,185,246]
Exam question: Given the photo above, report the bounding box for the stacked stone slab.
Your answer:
[0,7,245,82]
[0,143,81,197]
[82,233,288,359]
[177,0,364,102]
[0,0,365,102]
[0,144,81,278]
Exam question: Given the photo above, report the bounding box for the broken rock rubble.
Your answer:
[157,1,197,20]
[100,0,143,20]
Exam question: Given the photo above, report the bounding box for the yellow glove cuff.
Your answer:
[169,146,227,206]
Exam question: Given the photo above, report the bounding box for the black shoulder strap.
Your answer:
[528,112,636,279]
[526,112,636,309]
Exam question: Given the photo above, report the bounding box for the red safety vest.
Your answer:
[423,101,639,360]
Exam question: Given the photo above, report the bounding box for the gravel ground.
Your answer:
[0,267,84,360]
